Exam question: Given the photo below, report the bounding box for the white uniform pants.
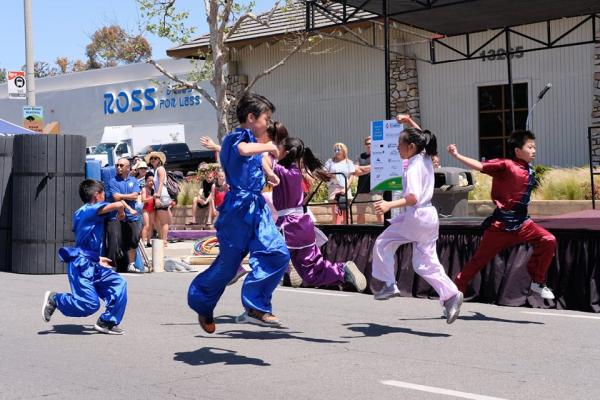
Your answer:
[371,206,458,302]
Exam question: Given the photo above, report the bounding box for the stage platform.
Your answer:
[317,210,600,313]
[166,210,600,313]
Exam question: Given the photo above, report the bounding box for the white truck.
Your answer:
[87,123,185,166]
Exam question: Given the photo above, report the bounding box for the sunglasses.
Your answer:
[150,157,159,160]
[116,164,128,168]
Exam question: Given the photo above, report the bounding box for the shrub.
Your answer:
[177,181,200,206]
[468,171,492,200]
[533,167,592,200]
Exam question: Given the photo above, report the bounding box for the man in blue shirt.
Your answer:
[106,158,141,273]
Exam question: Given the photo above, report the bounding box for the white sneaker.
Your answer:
[443,292,463,324]
[530,282,555,300]
[288,265,303,288]
[127,263,139,273]
[373,283,400,301]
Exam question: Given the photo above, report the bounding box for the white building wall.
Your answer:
[232,31,386,161]
[409,16,594,167]
[0,59,218,147]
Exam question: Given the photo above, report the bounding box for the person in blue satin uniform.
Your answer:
[188,93,290,334]
[41,180,132,335]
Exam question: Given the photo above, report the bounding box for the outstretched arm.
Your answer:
[262,153,280,187]
[200,136,221,152]
[374,194,417,215]
[447,144,483,172]
[396,114,422,130]
[238,142,279,158]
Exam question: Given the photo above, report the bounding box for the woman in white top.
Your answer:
[324,142,355,224]
[145,151,171,247]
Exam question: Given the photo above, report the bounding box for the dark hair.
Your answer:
[266,121,289,144]
[145,172,154,179]
[507,130,536,158]
[79,179,104,203]
[279,137,331,182]
[400,128,438,156]
[236,92,276,123]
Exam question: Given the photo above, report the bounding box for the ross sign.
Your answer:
[23,106,43,133]
[103,86,202,115]
[370,119,405,191]
[7,71,26,99]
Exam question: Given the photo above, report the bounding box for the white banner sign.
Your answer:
[370,119,405,191]
[7,71,26,99]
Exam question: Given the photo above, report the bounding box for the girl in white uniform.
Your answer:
[371,114,463,324]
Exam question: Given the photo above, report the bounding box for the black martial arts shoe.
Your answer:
[94,319,125,335]
[198,315,216,334]
[42,291,57,322]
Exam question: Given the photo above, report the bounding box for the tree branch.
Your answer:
[148,59,217,109]
[242,34,307,94]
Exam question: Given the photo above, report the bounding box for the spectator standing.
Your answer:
[133,160,149,190]
[145,151,171,247]
[140,173,155,247]
[354,136,383,224]
[191,170,215,229]
[106,158,141,273]
[324,142,355,224]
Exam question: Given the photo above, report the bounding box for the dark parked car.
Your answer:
[138,143,215,174]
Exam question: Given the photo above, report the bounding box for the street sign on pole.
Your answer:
[7,71,27,99]
[23,106,43,132]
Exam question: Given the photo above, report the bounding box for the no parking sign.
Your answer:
[7,71,26,99]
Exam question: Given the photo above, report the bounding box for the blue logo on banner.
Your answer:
[372,121,384,140]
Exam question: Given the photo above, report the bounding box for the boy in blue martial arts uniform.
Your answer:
[188,92,291,334]
[41,179,134,335]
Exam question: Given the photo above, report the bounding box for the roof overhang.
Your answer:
[331,0,600,36]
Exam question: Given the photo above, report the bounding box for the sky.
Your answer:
[0,0,277,72]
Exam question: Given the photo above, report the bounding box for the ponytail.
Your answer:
[302,147,331,182]
[401,127,438,156]
[279,137,331,182]
[422,130,438,156]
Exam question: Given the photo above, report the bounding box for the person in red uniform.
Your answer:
[447,130,556,300]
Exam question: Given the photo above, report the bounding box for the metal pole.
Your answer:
[383,0,392,226]
[505,28,515,132]
[24,0,35,106]
[384,0,391,119]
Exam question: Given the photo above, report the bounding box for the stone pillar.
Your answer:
[389,54,420,121]
[225,74,248,131]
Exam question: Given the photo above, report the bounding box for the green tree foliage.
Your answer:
[86,25,152,69]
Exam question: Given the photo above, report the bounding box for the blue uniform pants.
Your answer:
[55,261,128,325]
[188,207,290,318]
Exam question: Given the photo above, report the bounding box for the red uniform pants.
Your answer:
[454,220,556,293]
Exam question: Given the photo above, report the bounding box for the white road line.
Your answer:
[521,311,600,320]
[381,380,509,400]
[276,288,350,297]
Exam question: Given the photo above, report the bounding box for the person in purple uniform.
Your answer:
[272,136,367,291]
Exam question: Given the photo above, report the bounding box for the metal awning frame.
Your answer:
[430,14,600,64]
[306,0,600,126]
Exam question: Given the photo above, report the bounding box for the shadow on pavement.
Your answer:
[161,315,238,327]
[341,323,451,338]
[174,347,270,366]
[212,329,349,344]
[38,324,97,335]
[397,311,544,325]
